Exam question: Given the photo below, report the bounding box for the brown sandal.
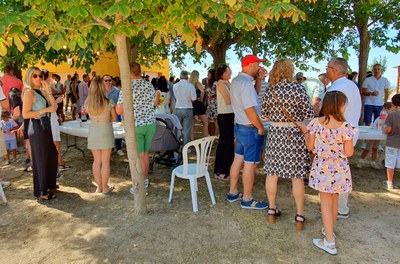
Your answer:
[267,208,282,224]
[295,214,305,232]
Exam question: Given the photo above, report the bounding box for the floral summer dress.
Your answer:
[207,81,218,121]
[307,118,358,194]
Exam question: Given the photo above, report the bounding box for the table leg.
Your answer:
[62,134,85,157]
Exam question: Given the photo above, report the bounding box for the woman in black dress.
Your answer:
[22,67,59,200]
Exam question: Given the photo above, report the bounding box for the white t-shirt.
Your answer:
[327,77,362,144]
[173,79,196,109]
[362,76,389,106]
[231,72,259,125]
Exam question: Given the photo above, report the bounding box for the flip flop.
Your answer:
[102,184,115,194]
[24,166,32,172]
[37,193,57,201]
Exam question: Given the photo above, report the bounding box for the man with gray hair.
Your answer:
[325,57,361,219]
[173,71,196,145]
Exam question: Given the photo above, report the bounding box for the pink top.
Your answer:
[1,74,23,101]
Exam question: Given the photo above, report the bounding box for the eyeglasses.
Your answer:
[326,66,334,70]
[104,79,112,82]
[32,74,43,79]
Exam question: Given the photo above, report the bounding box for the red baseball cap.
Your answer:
[241,55,266,67]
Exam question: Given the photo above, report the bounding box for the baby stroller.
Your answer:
[149,114,183,174]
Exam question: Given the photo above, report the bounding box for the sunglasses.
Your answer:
[33,74,44,79]
[104,79,112,82]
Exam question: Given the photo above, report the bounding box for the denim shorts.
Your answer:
[364,105,383,124]
[234,124,265,163]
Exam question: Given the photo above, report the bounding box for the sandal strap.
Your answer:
[295,214,305,222]
[324,238,336,247]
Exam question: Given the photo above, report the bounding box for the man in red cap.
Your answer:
[227,54,269,210]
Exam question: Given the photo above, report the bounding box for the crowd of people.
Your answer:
[1,54,399,256]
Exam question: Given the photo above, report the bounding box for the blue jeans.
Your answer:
[234,124,265,163]
[364,105,383,124]
[175,108,193,146]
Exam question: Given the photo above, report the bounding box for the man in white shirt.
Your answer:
[64,74,72,112]
[173,71,196,146]
[361,64,389,125]
[228,55,268,210]
[326,58,362,219]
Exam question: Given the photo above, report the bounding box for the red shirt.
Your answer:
[0,74,23,101]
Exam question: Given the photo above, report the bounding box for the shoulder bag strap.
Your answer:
[269,86,305,135]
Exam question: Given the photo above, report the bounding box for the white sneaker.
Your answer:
[1,181,11,189]
[116,150,125,156]
[357,159,365,168]
[370,161,380,169]
[378,145,384,152]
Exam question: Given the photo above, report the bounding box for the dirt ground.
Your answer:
[1,123,400,264]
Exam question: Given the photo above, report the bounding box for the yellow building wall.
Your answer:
[25,52,169,82]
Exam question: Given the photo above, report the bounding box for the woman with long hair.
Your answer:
[189,70,208,140]
[155,75,171,114]
[207,69,218,136]
[261,59,314,230]
[85,76,117,194]
[22,67,58,200]
[214,64,234,181]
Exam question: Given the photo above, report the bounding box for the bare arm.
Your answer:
[110,107,117,122]
[343,139,354,157]
[311,97,320,116]
[0,98,9,110]
[384,89,389,102]
[154,90,160,107]
[244,106,264,135]
[116,104,124,116]
[196,83,204,102]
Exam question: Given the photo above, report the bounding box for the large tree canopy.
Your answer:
[0,0,315,214]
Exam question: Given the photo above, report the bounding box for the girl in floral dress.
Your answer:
[303,91,357,255]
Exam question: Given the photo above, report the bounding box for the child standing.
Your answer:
[303,91,357,255]
[1,111,19,164]
[383,94,400,189]
[357,102,393,169]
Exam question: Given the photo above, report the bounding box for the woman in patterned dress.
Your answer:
[261,60,314,229]
[206,69,218,136]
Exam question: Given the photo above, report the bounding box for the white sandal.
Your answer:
[313,237,337,255]
[321,227,336,238]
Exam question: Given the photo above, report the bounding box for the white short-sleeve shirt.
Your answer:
[327,77,362,144]
[231,72,259,125]
[362,76,389,106]
[173,79,196,109]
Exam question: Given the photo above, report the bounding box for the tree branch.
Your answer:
[94,18,112,30]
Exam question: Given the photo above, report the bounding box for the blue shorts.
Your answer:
[5,139,17,150]
[364,105,383,124]
[234,124,265,163]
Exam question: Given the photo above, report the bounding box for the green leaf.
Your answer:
[0,40,8,56]
[79,7,89,18]
[70,7,81,17]
[77,35,88,49]
[226,0,236,7]
[91,6,105,18]
[109,4,119,16]
[119,4,131,17]
[13,36,24,52]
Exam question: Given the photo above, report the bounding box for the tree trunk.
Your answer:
[207,46,228,68]
[357,22,370,90]
[115,34,147,214]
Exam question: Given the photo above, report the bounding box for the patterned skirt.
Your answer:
[263,126,310,179]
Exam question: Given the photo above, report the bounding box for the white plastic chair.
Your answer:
[0,183,7,204]
[168,136,217,212]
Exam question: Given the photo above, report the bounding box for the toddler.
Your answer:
[1,111,18,164]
